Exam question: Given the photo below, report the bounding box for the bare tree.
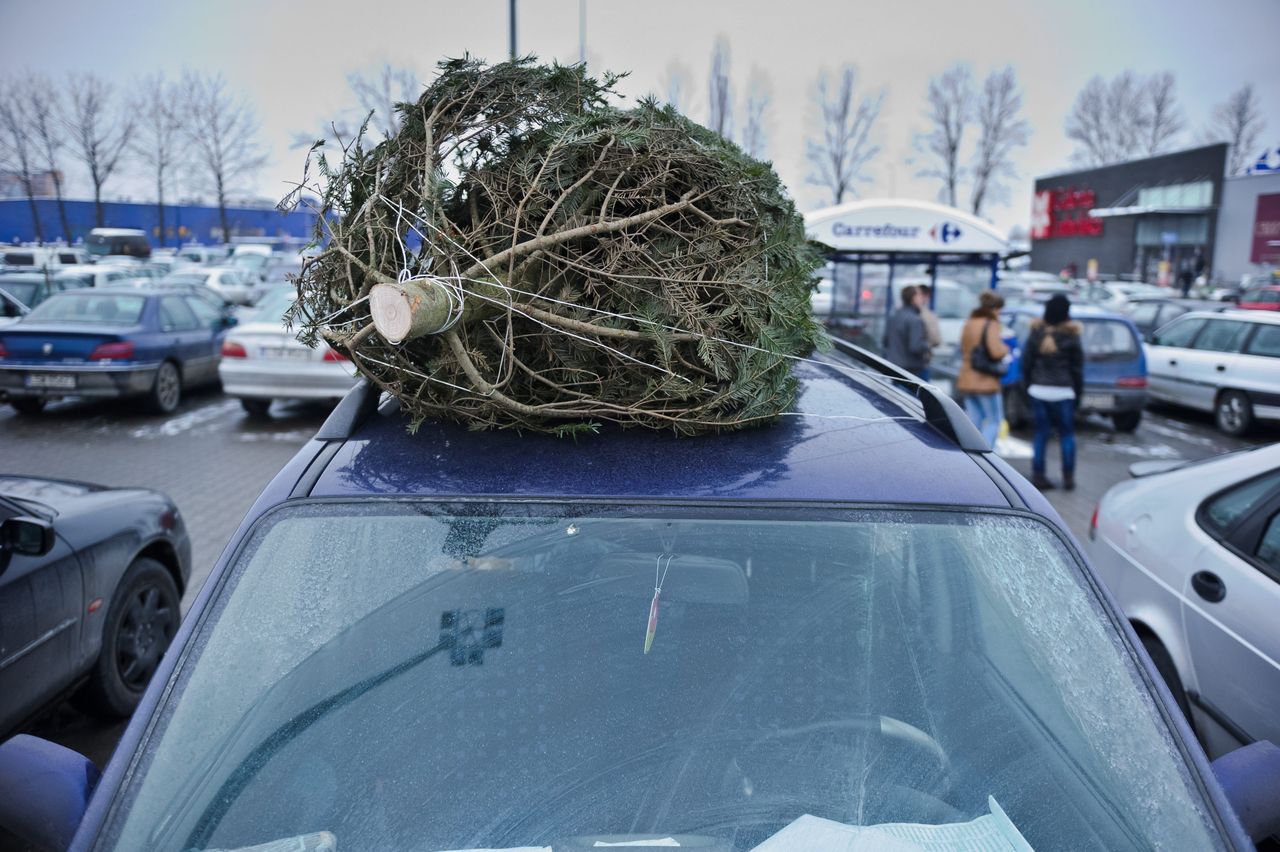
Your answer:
[0,85,45,242]
[24,74,73,241]
[181,71,269,241]
[1144,71,1184,156]
[131,74,185,247]
[740,68,772,159]
[916,63,972,208]
[65,73,136,227]
[347,63,419,141]
[659,58,695,116]
[706,36,733,139]
[970,66,1030,218]
[1208,84,1266,175]
[805,65,884,205]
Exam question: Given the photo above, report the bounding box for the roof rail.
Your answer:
[314,379,383,441]
[824,335,990,452]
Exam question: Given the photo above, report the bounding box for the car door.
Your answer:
[0,498,84,735]
[184,294,229,379]
[1180,471,1280,754]
[1180,318,1252,410]
[1145,316,1205,404]
[159,295,213,384]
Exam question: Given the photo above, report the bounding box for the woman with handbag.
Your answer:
[956,290,1010,447]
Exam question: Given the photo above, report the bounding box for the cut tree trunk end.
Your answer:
[370,278,459,344]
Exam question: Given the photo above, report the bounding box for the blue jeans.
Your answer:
[964,392,1003,447]
[1031,397,1076,476]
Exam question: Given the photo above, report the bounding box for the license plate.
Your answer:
[24,373,76,390]
[260,347,311,361]
[1081,393,1114,410]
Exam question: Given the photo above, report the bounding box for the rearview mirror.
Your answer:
[0,735,99,851]
[1212,740,1280,843]
[0,516,54,557]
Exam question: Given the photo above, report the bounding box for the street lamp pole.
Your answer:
[579,0,586,66]
[509,0,517,60]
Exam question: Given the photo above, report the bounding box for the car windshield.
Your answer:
[164,274,211,287]
[248,287,294,323]
[102,504,1222,852]
[54,272,95,288]
[0,280,39,306]
[1082,320,1139,362]
[26,292,146,324]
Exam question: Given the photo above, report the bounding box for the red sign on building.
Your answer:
[1252,193,1280,265]
[1031,188,1105,240]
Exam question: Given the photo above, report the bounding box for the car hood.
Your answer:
[0,475,164,520]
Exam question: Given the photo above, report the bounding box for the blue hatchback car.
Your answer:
[2,340,1277,851]
[1000,305,1149,433]
[0,288,236,416]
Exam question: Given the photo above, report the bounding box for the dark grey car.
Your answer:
[0,475,190,737]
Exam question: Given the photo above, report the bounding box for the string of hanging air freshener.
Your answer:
[644,553,676,655]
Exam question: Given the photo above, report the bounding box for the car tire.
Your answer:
[1214,390,1253,437]
[1112,410,1142,432]
[241,397,272,418]
[74,558,180,719]
[10,398,45,415]
[148,361,182,415]
[1138,632,1194,732]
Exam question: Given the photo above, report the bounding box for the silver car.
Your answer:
[1145,311,1280,435]
[1088,444,1280,759]
[217,288,359,416]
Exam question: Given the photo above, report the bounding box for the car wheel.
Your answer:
[1214,390,1253,437]
[9,398,45,415]
[148,361,182,415]
[75,558,180,719]
[1138,632,1194,732]
[240,397,272,418]
[1112,410,1142,432]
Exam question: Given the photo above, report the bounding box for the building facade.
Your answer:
[1029,144,1227,284]
[1216,172,1280,282]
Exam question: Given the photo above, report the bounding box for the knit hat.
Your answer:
[1044,293,1070,325]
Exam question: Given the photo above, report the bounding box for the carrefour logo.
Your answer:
[930,221,963,244]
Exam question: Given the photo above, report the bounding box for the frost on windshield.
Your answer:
[963,516,1215,847]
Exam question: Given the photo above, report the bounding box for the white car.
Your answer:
[217,288,359,416]
[1088,444,1280,759]
[53,265,137,289]
[1145,311,1280,435]
[163,267,258,305]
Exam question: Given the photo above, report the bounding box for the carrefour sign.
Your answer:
[805,200,1007,254]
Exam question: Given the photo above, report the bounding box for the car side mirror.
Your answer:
[1212,740,1280,843]
[0,735,100,851]
[0,516,54,558]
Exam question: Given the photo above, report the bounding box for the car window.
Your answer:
[185,296,223,327]
[1150,316,1204,348]
[25,293,147,324]
[0,281,39,306]
[2,251,37,266]
[1257,512,1280,574]
[103,504,1221,852]
[1245,324,1280,358]
[1129,303,1160,327]
[1202,471,1280,535]
[1244,288,1280,304]
[1082,320,1138,362]
[160,296,199,331]
[1191,320,1250,353]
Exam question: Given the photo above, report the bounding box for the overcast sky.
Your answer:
[4,0,1278,235]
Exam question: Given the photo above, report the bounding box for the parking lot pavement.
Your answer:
[0,388,1271,773]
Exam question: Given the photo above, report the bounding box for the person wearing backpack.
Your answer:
[956,290,1010,447]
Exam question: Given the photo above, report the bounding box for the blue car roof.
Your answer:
[1003,304,1135,324]
[305,355,1014,507]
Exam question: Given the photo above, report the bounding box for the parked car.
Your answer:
[3,342,1276,851]
[0,287,235,415]
[53,265,138,290]
[0,270,88,312]
[1076,280,1167,312]
[163,267,259,306]
[85,228,151,260]
[229,250,270,284]
[1146,310,1280,435]
[1000,305,1148,432]
[1237,284,1280,311]
[0,288,28,327]
[1088,444,1280,762]
[217,288,359,416]
[0,474,190,737]
[1125,297,1231,341]
[1,247,66,270]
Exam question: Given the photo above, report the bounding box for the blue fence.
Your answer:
[0,198,317,246]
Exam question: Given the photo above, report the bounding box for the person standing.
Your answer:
[883,285,930,378]
[956,291,1010,446]
[1021,294,1084,490]
[917,284,943,380]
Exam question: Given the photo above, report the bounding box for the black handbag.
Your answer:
[970,320,1007,378]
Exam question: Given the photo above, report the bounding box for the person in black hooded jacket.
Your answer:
[1021,294,1084,490]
